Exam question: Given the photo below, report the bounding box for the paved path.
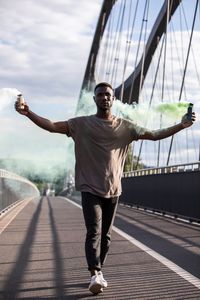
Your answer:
[0,196,200,299]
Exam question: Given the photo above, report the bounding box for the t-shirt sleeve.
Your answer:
[66,118,76,138]
[125,119,148,141]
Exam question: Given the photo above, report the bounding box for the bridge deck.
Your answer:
[0,196,200,299]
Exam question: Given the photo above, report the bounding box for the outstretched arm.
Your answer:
[139,112,196,141]
[15,96,69,134]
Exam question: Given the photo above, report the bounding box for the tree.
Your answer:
[123,145,145,172]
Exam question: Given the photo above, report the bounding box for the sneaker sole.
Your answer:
[89,282,103,294]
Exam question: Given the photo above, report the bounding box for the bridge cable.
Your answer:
[96,12,112,81]
[104,4,117,81]
[170,22,187,98]
[135,37,166,169]
[165,5,192,165]
[181,3,200,86]
[120,0,134,99]
[181,2,199,162]
[167,0,199,165]
[111,0,127,87]
[128,0,150,104]
[129,0,150,168]
[120,0,139,101]
[95,2,114,81]
[157,0,170,167]
[182,1,200,162]
[136,1,171,168]
[179,2,189,163]
[105,1,124,84]
[138,0,150,99]
[109,0,124,83]
[168,20,192,164]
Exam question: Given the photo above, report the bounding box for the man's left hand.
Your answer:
[181,112,196,128]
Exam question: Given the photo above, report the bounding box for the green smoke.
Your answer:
[77,90,192,128]
[155,102,189,119]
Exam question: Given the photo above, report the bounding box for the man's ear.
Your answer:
[93,95,96,102]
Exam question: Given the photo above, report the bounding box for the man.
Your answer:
[15,82,195,294]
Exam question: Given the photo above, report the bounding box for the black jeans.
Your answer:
[81,192,119,271]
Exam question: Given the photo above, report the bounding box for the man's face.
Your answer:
[93,86,115,111]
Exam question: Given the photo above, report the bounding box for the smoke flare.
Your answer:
[0,88,21,111]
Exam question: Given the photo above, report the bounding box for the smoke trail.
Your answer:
[0,88,21,111]
[0,87,191,182]
[155,102,189,119]
[76,90,96,116]
[0,87,75,182]
[77,89,190,128]
[113,100,189,128]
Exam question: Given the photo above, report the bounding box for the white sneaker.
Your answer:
[88,275,103,294]
[98,271,108,288]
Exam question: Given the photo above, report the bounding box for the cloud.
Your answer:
[0,0,102,176]
[0,0,199,177]
[94,2,200,165]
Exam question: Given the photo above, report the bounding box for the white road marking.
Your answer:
[62,196,200,290]
[113,226,200,290]
[0,197,33,235]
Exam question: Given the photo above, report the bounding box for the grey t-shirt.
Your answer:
[67,115,146,198]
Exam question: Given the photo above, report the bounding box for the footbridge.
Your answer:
[1,0,200,298]
[0,167,200,299]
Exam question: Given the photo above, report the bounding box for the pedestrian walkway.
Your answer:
[0,196,200,299]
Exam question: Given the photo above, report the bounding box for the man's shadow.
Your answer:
[1,197,43,299]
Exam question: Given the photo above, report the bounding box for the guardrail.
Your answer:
[123,161,200,177]
[121,161,200,222]
[0,169,40,214]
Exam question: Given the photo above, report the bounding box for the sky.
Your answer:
[0,0,199,179]
[0,0,102,177]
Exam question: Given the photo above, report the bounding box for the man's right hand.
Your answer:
[15,96,29,116]
[14,97,69,134]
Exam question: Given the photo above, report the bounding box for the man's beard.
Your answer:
[96,103,111,112]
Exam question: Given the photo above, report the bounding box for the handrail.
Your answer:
[123,161,200,177]
[0,169,40,213]
[0,169,38,191]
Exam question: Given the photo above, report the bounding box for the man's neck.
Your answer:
[96,110,113,120]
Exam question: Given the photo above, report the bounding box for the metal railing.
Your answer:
[123,161,200,177]
[0,169,40,213]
